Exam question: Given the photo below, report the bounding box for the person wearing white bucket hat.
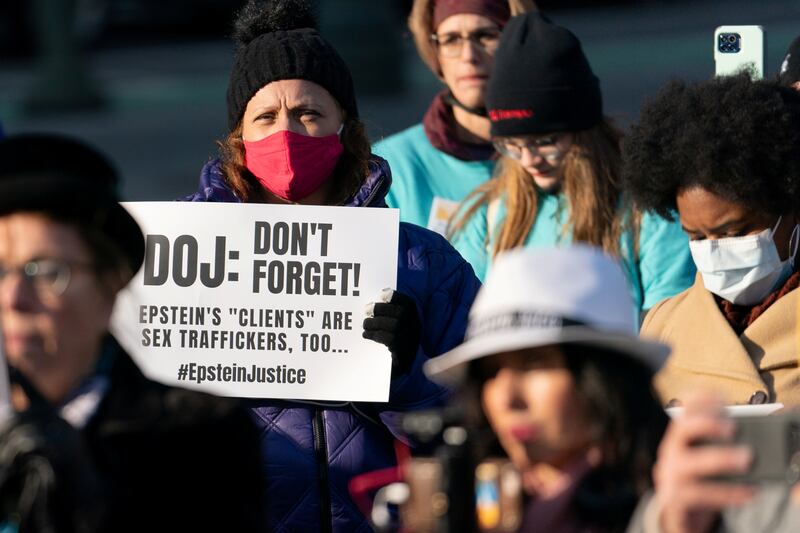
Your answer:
[425,245,670,532]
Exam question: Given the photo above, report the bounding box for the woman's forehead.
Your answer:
[478,345,566,372]
[248,80,337,109]
[0,213,88,262]
[436,13,497,34]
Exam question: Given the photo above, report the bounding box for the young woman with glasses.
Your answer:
[449,12,695,315]
[373,0,534,235]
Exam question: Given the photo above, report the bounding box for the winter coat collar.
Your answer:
[647,273,800,405]
[192,156,392,208]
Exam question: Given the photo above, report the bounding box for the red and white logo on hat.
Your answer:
[488,109,534,121]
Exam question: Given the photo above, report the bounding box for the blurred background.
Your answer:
[2,0,800,200]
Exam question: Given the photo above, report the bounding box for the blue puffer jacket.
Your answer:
[182,156,481,532]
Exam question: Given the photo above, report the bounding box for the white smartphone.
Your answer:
[714,25,765,79]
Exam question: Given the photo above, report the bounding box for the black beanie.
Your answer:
[226,0,358,131]
[779,36,800,87]
[486,12,602,137]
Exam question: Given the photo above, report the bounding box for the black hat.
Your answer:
[779,36,800,86]
[0,134,144,277]
[226,0,358,131]
[486,12,602,137]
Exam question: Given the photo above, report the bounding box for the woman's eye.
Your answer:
[476,31,500,45]
[534,137,557,147]
[255,113,274,121]
[725,228,746,238]
[298,110,320,121]
[439,34,459,46]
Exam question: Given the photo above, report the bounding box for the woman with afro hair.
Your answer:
[622,73,800,408]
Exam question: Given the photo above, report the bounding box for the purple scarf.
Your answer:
[422,91,497,162]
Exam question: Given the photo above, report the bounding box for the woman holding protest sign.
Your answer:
[183,1,481,531]
[373,0,535,235]
[424,246,669,533]
[622,74,800,408]
[448,12,694,315]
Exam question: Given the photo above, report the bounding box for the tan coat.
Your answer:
[641,274,800,407]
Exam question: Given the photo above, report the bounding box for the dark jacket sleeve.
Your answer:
[377,224,481,440]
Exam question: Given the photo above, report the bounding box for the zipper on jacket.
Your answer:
[362,169,390,207]
[312,408,333,533]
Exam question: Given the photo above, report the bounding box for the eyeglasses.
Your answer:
[493,136,563,162]
[0,259,94,298]
[430,28,501,58]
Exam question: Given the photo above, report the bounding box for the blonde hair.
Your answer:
[449,119,640,257]
[219,115,371,205]
[408,0,537,76]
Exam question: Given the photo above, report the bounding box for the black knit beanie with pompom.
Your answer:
[226,0,358,131]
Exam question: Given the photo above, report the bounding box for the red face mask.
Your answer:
[243,128,344,202]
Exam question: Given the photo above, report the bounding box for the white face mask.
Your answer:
[689,216,800,305]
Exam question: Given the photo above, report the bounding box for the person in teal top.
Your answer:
[449,12,695,314]
[374,0,535,235]
[453,194,695,313]
[376,124,495,234]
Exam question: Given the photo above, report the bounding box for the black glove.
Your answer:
[362,289,422,376]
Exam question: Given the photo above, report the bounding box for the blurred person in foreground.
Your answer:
[183,0,481,530]
[374,0,535,234]
[0,134,265,532]
[448,11,694,316]
[627,392,800,533]
[425,246,670,532]
[622,74,800,407]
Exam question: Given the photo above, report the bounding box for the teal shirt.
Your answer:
[374,124,495,233]
[451,192,696,313]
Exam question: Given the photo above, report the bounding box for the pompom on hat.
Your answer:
[226,0,358,131]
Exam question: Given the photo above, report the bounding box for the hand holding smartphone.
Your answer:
[714,25,765,79]
[706,412,800,485]
[654,394,757,533]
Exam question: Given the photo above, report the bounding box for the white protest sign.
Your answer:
[111,202,399,402]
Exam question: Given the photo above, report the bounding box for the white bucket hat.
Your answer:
[424,245,670,384]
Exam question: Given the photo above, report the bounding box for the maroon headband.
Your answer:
[432,0,511,30]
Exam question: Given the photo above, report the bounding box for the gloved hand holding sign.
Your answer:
[363,288,422,376]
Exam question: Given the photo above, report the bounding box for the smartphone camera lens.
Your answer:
[718,33,741,53]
